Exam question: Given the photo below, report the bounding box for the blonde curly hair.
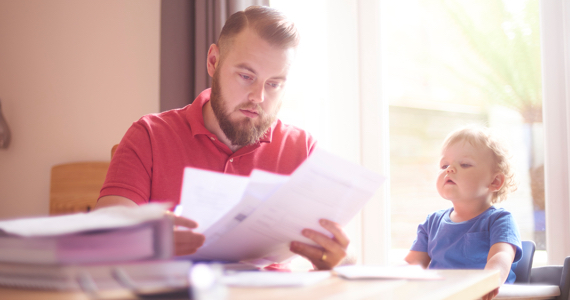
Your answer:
[441,125,518,204]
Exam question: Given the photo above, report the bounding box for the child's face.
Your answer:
[436,140,499,204]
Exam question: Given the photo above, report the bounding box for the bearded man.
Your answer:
[95,6,349,271]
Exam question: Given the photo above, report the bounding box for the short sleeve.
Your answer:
[99,120,154,204]
[410,216,430,253]
[490,211,523,263]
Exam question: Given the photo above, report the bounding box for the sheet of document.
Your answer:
[220,271,331,287]
[0,203,169,237]
[178,168,251,233]
[198,170,289,247]
[334,265,443,280]
[183,148,386,263]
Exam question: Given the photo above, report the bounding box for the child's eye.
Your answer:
[440,165,448,170]
[460,164,471,168]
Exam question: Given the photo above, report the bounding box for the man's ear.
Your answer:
[490,173,505,192]
[207,44,220,77]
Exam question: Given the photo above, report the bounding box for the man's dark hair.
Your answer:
[217,5,300,56]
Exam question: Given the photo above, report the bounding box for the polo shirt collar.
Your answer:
[187,88,275,144]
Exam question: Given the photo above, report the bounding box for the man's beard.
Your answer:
[210,72,281,147]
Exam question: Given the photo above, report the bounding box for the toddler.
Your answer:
[405,126,522,298]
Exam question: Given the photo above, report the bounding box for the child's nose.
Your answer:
[446,166,456,173]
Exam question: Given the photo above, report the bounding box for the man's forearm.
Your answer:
[94,195,138,209]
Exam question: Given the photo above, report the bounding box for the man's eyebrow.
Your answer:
[236,63,257,75]
[235,63,287,81]
[271,75,288,81]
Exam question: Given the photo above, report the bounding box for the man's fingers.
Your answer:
[174,230,205,256]
[164,211,199,229]
[288,219,351,270]
[290,241,324,263]
[301,228,345,253]
[291,226,349,271]
[172,215,199,229]
[319,219,350,248]
[290,240,346,270]
[301,220,351,253]
[165,212,203,256]
[289,241,332,270]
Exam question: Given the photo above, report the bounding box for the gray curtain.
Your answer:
[160,0,269,112]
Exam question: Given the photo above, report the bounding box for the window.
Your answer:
[270,0,547,266]
[382,0,544,264]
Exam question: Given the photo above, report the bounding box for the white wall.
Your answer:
[0,0,160,219]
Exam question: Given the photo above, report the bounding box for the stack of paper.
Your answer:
[0,203,178,291]
[178,148,386,264]
[0,203,173,264]
[0,259,191,291]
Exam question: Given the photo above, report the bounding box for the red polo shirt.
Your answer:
[99,88,316,205]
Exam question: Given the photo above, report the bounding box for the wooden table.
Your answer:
[0,269,499,300]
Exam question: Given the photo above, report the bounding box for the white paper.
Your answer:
[181,148,386,263]
[0,203,169,237]
[221,271,331,287]
[179,168,250,233]
[334,265,443,280]
[198,170,289,247]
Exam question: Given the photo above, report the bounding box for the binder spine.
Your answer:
[153,217,174,259]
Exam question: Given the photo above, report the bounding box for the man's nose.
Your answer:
[249,82,265,103]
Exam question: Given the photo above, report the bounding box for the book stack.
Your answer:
[0,203,191,293]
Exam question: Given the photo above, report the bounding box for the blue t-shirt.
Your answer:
[410,206,523,283]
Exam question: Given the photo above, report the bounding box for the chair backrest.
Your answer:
[49,145,117,215]
[111,144,118,158]
[529,256,570,300]
[49,161,110,215]
[531,265,563,285]
[560,256,570,300]
[514,240,536,283]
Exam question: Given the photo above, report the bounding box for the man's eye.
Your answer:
[267,82,280,89]
[240,74,253,81]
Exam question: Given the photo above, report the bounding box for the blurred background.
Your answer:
[274,0,544,264]
[0,0,547,266]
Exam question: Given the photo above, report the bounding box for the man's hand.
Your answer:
[169,214,206,256]
[96,197,205,256]
[289,219,349,270]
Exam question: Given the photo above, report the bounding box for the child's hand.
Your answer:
[481,287,499,300]
[404,250,431,269]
